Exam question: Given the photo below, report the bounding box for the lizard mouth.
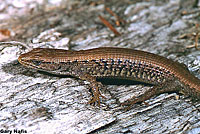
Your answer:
[18,55,28,66]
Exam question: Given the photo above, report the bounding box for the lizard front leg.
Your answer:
[79,73,106,106]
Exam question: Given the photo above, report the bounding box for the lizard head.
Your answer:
[18,48,65,71]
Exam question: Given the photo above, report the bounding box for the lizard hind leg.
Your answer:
[122,79,182,110]
[79,73,106,106]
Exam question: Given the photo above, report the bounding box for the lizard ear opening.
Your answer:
[32,60,42,66]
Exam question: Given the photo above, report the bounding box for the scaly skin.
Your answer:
[18,47,200,106]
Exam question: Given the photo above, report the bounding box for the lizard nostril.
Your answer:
[18,55,25,64]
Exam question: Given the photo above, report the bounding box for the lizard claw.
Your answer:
[87,83,106,106]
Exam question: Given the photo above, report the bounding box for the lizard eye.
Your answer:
[32,60,42,66]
